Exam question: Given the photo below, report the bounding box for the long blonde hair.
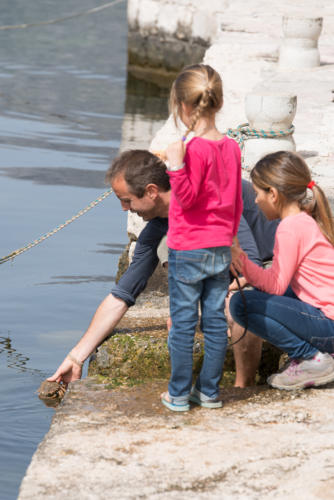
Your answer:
[169,64,223,139]
[251,151,334,246]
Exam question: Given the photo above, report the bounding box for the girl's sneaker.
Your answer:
[189,387,223,408]
[267,352,334,390]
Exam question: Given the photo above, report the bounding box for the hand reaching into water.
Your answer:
[47,356,82,385]
[46,295,128,386]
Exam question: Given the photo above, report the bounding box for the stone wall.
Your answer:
[127,0,227,72]
[127,0,333,73]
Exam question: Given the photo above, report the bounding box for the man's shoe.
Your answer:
[267,352,334,390]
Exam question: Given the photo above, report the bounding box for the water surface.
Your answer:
[0,1,128,497]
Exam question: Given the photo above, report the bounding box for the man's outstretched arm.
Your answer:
[48,217,168,384]
[48,294,128,384]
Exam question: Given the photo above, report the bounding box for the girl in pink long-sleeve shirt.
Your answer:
[160,64,242,412]
[230,151,334,391]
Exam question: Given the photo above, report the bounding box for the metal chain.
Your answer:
[0,0,125,31]
[0,188,113,265]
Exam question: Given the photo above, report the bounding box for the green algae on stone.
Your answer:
[88,327,282,389]
[88,333,205,388]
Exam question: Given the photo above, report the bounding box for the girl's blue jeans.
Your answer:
[168,247,231,401]
[230,287,334,359]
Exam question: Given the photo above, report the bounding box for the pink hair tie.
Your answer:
[307,180,316,189]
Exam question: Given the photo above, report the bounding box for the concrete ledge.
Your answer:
[19,376,334,499]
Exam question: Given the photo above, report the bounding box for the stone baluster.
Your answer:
[243,93,297,170]
[279,17,323,69]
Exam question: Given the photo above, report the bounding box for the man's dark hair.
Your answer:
[105,150,170,198]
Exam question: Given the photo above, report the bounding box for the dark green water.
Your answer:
[0,2,129,498]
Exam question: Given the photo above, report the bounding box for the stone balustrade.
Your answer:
[279,16,323,69]
[243,93,297,169]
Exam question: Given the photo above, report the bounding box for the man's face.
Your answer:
[111,174,160,221]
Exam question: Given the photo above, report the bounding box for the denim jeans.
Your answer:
[168,247,231,400]
[230,287,334,359]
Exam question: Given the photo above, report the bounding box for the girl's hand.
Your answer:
[230,244,247,276]
[165,140,185,168]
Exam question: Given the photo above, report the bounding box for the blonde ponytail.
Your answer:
[169,64,223,139]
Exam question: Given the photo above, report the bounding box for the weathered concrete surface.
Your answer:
[19,375,334,499]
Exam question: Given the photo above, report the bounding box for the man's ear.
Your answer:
[145,183,159,200]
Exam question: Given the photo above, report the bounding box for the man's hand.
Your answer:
[165,140,185,168]
[46,294,128,386]
[47,357,82,385]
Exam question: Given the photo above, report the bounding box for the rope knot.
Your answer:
[226,123,295,149]
[226,122,295,170]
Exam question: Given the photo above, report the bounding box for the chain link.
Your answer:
[0,189,113,265]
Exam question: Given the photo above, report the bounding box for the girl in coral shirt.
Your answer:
[230,151,334,390]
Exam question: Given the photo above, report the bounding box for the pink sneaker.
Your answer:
[267,352,334,390]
